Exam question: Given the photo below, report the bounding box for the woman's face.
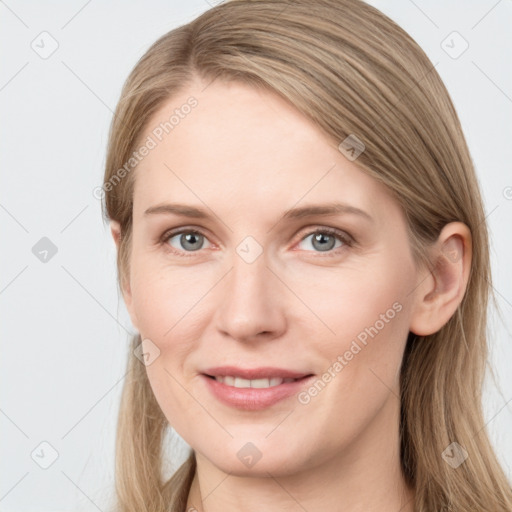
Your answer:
[119,78,423,476]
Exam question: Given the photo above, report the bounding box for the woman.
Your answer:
[102,0,512,510]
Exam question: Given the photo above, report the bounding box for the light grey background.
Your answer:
[1,1,511,511]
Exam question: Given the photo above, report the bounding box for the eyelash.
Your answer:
[158,226,355,258]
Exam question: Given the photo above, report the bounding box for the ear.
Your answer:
[110,220,138,331]
[110,219,122,249]
[409,222,472,336]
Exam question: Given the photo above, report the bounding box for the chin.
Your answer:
[196,437,312,477]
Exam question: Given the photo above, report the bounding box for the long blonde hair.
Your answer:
[102,1,512,510]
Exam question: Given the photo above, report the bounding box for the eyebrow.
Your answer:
[144,202,373,222]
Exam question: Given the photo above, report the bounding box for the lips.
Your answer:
[201,366,315,410]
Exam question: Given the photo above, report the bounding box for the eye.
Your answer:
[296,227,353,254]
[161,229,213,255]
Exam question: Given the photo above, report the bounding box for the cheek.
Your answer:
[129,263,210,432]
[295,259,413,384]
[300,261,408,328]
[288,267,412,450]
[130,258,213,342]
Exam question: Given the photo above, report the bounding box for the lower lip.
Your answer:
[201,374,314,411]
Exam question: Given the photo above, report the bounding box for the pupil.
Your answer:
[314,233,335,251]
[182,233,202,251]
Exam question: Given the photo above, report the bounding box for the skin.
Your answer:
[110,76,472,512]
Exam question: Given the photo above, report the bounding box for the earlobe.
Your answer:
[409,222,472,336]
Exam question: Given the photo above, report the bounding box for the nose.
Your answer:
[213,249,287,343]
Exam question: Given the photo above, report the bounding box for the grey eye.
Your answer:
[298,232,344,252]
[168,231,210,252]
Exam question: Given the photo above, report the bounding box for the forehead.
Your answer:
[131,79,395,224]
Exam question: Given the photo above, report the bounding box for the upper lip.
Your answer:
[202,366,313,380]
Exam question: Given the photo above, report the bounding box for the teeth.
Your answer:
[224,376,235,386]
[213,376,298,388]
[251,378,272,388]
[234,377,252,388]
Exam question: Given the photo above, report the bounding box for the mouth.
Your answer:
[200,366,315,410]
[203,374,310,388]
